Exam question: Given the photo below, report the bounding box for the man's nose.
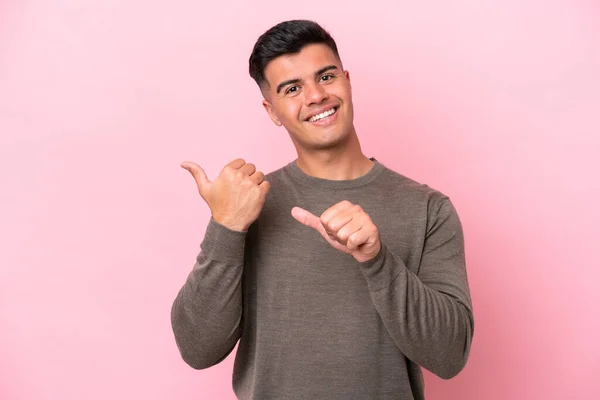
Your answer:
[304,82,328,106]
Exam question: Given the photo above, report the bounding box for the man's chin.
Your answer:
[307,131,349,151]
[288,124,351,151]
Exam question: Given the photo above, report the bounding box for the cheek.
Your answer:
[337,84,352,101]
[337,87,353,113]
[280,102,303,123]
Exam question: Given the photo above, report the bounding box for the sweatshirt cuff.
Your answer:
[199,217,248,263]
[356,242,406,292]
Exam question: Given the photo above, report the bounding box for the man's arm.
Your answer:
[171,158,270,369]
[171,218,246,369]
[357,196,474,379]
[291,194,474,378]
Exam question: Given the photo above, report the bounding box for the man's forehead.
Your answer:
[264,44,341,84]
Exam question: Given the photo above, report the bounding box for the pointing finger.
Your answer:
[291,207,321,231]
[181,161,211,197]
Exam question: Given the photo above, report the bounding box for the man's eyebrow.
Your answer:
[275,65,340,94]
[276,78,300,95]
[315,65,339,76]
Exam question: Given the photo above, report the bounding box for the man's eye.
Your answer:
[321,74,334,82]
[286,86,299,94]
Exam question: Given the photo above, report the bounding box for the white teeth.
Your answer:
[308,107,336,122]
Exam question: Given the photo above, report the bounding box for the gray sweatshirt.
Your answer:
[171,158,474,400]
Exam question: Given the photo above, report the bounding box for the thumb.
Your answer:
[291,207,321,231]
[181,161,211,197]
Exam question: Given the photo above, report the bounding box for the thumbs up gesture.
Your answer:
[291,201,381,263]
[181,158,271,232]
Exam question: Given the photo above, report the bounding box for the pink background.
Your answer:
[1,1,599,399]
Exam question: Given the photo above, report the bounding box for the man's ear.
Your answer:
[344,70,351,89]
[262,99,282,126]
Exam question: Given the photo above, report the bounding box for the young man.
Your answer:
[171,20,474,400]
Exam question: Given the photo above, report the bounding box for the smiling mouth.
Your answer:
[306,107,338,123]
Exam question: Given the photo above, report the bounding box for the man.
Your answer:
[171,20,474,400]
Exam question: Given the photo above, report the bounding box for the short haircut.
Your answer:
[248,20,341,89]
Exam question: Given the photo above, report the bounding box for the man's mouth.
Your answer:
[306,107,338,123]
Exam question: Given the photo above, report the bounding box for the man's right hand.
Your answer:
[181,158,271,232]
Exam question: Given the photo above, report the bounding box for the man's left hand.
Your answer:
[291,200,381,263]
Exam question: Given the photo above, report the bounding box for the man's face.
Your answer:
[261,43,354,151]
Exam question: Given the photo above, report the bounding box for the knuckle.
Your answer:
[347,235,356,247]
[234,170,245,180]
[223,166,234,176]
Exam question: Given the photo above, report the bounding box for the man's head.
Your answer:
[249,20,355,153]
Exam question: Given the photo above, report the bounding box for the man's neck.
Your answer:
[295,150,374,181]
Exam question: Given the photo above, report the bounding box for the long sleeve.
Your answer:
[171,217,247,370]
[357,196,474,379]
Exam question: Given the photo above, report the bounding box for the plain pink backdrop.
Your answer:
[1,1,599,399]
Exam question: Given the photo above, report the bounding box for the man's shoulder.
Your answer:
[264,163,288,180]
[376,163,450,203]
[375,166,462,227]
